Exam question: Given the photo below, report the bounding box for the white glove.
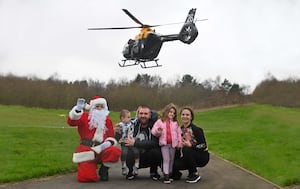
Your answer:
[91,141,112,154]
[76,98,86,111]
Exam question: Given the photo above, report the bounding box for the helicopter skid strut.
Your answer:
[119,59,162,68]
[118,60,140,67]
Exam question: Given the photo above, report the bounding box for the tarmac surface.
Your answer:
[0,154,285,189]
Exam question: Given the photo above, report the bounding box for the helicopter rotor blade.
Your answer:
[161,19,208,26]
[88,24,162,30]
[88,8,203,31]
[195,18,208,22]
[147,19,208,28]
[88,26,143,30]
[122,9,145,27]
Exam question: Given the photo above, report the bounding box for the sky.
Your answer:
[1,0,300,93]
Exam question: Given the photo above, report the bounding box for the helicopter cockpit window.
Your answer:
[123,43,131,58]
[132,40,140,56]
[128,39,135,45]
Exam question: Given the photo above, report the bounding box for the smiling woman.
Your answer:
[172,106,210,183]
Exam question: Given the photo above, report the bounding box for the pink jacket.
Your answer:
[151,119,182,148]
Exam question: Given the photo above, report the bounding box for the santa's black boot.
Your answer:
[99,164,109,181]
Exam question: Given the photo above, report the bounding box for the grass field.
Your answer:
[196,104,300,186]
[0,105,77,183]
[0,104,299,186]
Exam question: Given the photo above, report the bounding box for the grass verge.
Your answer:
[0,104,299,187]
[196,104,300,186]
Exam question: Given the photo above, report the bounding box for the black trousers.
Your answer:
[126,147,162,174]
[121,144,139,162]
[173,147,210,174]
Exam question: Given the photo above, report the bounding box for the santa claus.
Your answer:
[67,96,121,182]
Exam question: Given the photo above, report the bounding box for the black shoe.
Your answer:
[171,171,182,180]
[99,165,109,181]
[126,171,135,180]
[163,174,171,184]
[150,172,161,181]
[186,173,201,183]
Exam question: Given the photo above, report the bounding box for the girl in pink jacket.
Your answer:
[151,103,182,184]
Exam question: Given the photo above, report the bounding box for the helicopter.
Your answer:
[88,8,206,68]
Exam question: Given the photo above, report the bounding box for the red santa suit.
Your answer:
[67,96,121,182]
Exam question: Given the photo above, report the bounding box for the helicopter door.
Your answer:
[132,39,145,58]
[140,33,162,60]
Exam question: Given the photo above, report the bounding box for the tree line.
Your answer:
[0,73,251,111]
[252,75,300,108]
[0,73,299,110]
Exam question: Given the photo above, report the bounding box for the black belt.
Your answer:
[80,139,102,147]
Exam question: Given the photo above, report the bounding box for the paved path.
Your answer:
[1,154,284,189]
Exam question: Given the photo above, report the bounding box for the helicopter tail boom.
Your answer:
[161,8,199,44]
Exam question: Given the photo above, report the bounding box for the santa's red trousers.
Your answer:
[75,144,121,182]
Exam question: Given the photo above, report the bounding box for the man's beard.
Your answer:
[88,108,109,130]
[139,117,149,128]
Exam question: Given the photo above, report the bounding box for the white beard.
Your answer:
[88,108,109,142]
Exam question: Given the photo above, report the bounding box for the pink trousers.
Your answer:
[161,144,176,174]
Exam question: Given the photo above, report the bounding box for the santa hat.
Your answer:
[85,96,108,110]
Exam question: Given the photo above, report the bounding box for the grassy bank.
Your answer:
[0,105,76,182]
[0,104,299,187]
[197,104,300,186]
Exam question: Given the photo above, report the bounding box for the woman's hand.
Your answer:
[182,138,192,147]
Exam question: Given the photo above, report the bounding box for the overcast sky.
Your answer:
[1,0,300,92]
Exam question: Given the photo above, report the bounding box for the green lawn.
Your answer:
[196,104,300,186]
[0,104,299,187]
[0,105,77,182]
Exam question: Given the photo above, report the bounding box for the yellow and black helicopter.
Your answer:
[88,8,206,68]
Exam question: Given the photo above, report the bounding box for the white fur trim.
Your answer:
[92,98,106,106]
[91,98,108,110]
[69,106,83,120]
[105,137,117,146]
[103,162,114,167]
[72,151,95,163]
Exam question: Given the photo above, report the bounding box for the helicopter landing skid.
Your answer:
[118,59,162,68]
[140,59,162,68]
[118,60,140,67]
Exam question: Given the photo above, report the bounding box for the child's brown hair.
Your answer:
[161,103,177,122]
[120,109,130,119]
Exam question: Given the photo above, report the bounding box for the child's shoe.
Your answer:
[133,166,139,175]
[163,174,171,184]
[122,166,127,175]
